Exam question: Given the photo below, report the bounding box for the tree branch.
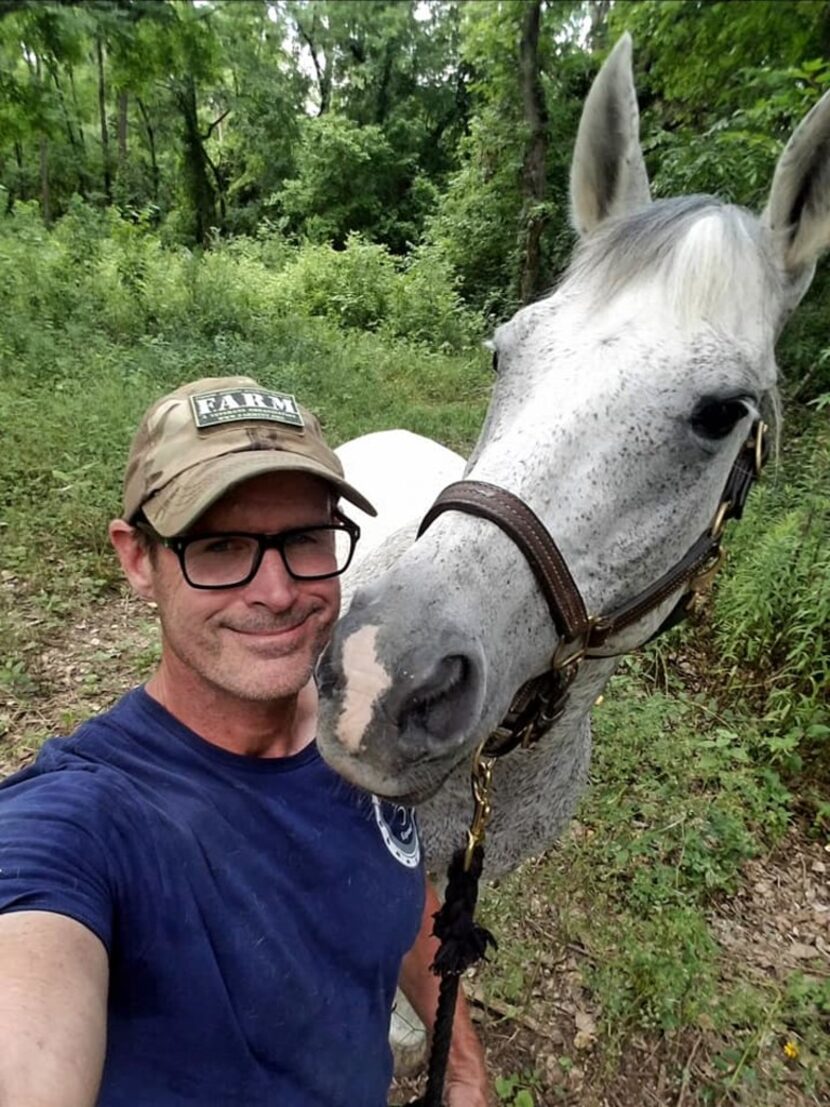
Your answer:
[201,109,230,143]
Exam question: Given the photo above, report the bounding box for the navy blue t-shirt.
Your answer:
[0,688,424,1106]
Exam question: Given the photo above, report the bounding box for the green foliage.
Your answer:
[0,0,467,252]
[494,1071,541,1107]
[777,267,830,399]
[593,908,718,1033]
[0,201,482,360]
[275,115,429,251]
[3,0,830,340]
[696,972,830,1102]
[273,232,399,329]
[424,104,526,319]
[609,1,829,124]
[422,0,586,318]
[479,674,796,1046]
[713,419,830,779]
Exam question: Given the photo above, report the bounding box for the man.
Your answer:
[0,376,489,1106]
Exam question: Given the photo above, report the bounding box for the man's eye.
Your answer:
[284,531,321,548]
[202,537,248,555]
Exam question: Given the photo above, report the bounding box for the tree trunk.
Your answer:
[34,53,50,222]
[7,142,23,210]
[49,64,77,150]
[40,137,50,224]
[295,13,331,115]
[137,96,160,203]
[517,0,549,306]
[68,65,87,151]
[49,62,87,197]
[96,35,112,203]
[117,89,128,166]
[175,75,218,246]
[205,149,226,225]
[587,0,612,51]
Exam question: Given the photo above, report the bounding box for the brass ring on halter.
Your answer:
[710,500,731,539]
[754,421,768,476]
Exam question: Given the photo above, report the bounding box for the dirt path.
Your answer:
[2,587,828,1105]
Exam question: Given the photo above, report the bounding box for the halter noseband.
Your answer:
[417,420,769,757]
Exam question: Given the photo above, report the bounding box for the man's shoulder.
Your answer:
[0,688,146,803]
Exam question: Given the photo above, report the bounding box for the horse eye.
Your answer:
[690,397,749,440]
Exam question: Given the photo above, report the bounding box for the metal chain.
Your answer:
[464,746,496,871]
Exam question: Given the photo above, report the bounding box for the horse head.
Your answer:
[317,35,830,812]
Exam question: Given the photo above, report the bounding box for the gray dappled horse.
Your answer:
[321,34,830,881]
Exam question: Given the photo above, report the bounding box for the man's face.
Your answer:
[144,472,341,704]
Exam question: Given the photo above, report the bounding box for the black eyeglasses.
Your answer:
[135,517,360,589]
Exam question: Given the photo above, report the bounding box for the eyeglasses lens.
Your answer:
[183,528,353,587]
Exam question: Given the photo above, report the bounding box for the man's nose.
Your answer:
[242,548,299,607]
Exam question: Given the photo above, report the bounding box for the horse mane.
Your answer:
[564,195,782,332]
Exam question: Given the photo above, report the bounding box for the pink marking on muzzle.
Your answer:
[336,625,392,753]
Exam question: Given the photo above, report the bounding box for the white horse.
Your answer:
[336,430,464,562]
[324,34,830,880]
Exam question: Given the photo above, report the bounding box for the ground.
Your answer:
[1,578,827,1106]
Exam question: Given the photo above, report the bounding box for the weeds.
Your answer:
[494,1070,542,1106]
[712,418,830,786]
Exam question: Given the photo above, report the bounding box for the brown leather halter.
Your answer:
[417,420,769,757]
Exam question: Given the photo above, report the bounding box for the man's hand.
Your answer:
[398,877,493,1107]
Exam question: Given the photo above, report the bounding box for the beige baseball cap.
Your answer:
[122,376,376,536]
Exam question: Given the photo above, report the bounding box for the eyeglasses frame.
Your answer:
[133,514,361,589]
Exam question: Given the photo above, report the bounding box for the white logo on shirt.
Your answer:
[372,796,421,868]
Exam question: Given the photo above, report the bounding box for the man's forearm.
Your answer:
[0,912,108,1107]
[399,879,490,1106]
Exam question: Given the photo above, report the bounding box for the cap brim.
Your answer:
[141,450,377,536]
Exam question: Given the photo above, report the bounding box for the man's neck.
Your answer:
[144,663,318,759]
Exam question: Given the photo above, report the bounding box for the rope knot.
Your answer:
[430,844,497,976]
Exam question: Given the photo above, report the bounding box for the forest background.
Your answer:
[1,1,828,1104]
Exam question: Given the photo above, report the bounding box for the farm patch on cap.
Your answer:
[189,387,305,429]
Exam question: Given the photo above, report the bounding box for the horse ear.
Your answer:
[763,88,830,288]
[570,33,651,238]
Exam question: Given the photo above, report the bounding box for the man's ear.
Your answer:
[109,520,157,602]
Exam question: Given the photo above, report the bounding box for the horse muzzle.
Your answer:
[315,606,488,802]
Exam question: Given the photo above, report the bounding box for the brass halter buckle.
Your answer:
[688,545,727,605]
[754,420,769,477]
[464,746,497,871]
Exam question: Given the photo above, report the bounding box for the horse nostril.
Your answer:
[399,654,474,740]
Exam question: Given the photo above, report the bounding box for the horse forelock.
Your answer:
[563,196,782,337]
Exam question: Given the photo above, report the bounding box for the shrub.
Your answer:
[713,414,829,780]
[270,235,397,331]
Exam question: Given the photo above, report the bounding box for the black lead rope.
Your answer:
[394,843,497,1107]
